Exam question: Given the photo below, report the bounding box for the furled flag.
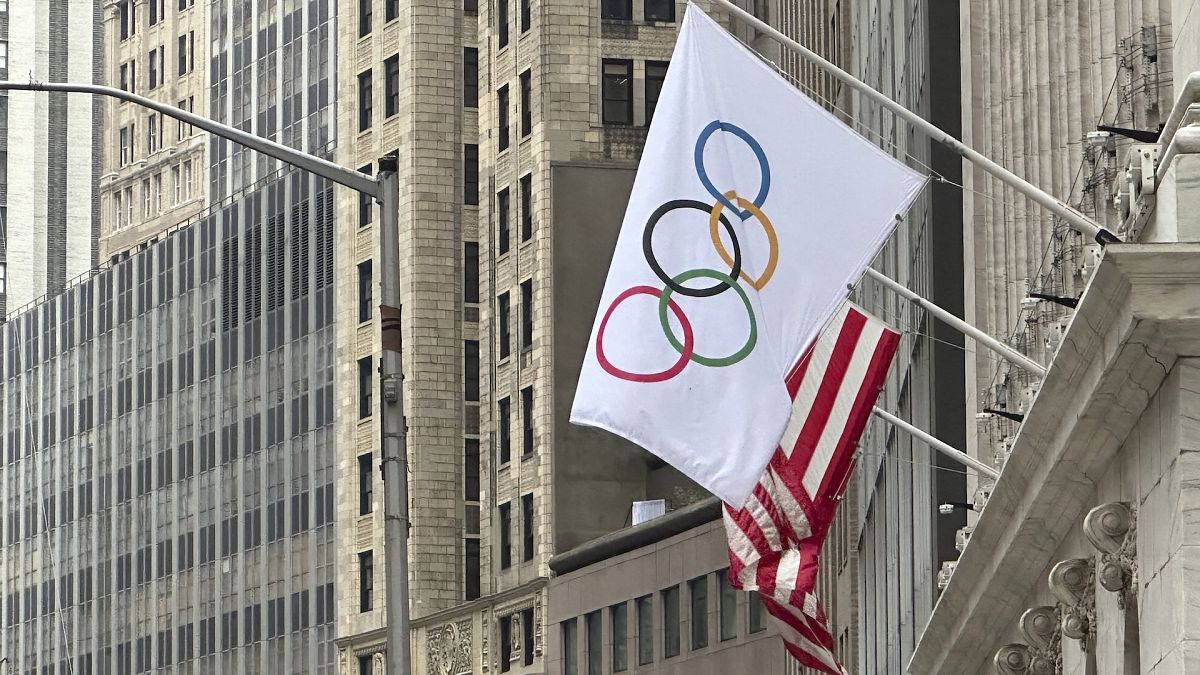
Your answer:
[570,2,925,505]
[724,302,899,674]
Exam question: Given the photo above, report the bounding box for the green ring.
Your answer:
[657,268,757,367]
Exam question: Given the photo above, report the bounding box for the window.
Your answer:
[602,60,633,125]
[147,113,162,154]
[0,262,7,294]
[358,260,373,323]
[465,538,480,600]
[719,569,737,640]
[358,357,373,418]
[601,0,630,20]
[563,619,579,675]
[464,242,479,303]
[119,124,135,166]
[521,0,531,32]
[359,163,374,227]
[148,46,163,89]
[172,165,182,204]
[520,70,532,137]
[497,187,510,255]
[148,0,163,25]
[747,591,765,633]
[662,586,680,658]
[124,186,135,224]
[521,493,534,561]
[498,396,511,464]
[500,614,514,673]
[358,0,373,37]
[521,386,534,455]
[497,0,509,47]
[497,85,510,151]
[119,61,136,93]
[464,48,479,108]
[645,61,669,123]
[465,340,480,401]
[498,292,511,359]
[385,55,400,118]
[465,0,477,13]
[612,602,628,672]
[359,551,374,611]
[358,453,373,515]
[645,0,674,21]
[154,172,163,213]
[464,144,479,204]
[465,438,480,499]
[358,70,373,131]
[358,655,374,675]
[689,575,708,650]
[636,595,653,665]
[182,160,194,200]
[177,97,194,140]
[119,0,136,40]
[178,0,194,10]
[520,174,533,241]
[499,501,511,568]
[585,610,602,675]
[522,607,535,666]
[386,0,399,21]
[520,280,533,349]
[142,178,152,219]
[177,32,195,75]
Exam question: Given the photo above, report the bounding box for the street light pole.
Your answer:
[0,80,412,675]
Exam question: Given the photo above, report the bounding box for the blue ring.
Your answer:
[693,120,771,220]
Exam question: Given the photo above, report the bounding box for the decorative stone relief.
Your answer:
[1019,606,1061,675]
[374,651,386,675]
[1083,501,1138,609]
[1048,557,1096,648]
[481,610,490,673]
[340,649,348,674]
[426,620,473,675]
[994,643,1031,674]
[510,612,523,658]
[534,597,544,656]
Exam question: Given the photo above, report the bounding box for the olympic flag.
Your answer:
[570,3,925,506]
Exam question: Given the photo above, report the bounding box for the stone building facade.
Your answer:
[1,0,102,320]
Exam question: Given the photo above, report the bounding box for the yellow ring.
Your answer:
[709,191,778,291]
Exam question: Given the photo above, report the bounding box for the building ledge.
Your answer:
[911,243,1200,673]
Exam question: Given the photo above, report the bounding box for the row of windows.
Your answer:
[494,385,535,463]
[562,571,766,675]
[497,493,535,569]
[497,606,537,672]
[5,584,331,674]
[112,160,197,228]
[494,0,533,49]
[118,0,196,42]
[602,60,668,126]
[495,278,535,359]
[116,34,195,96]
[116,98,197,167]
[601,0,675,22]
[494,174,535,253]
[496,69,534,152]
[357,0,401,37]
[356,56,401,132]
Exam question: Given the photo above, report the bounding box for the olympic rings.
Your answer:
[594,119,777,383]
[596,286,695,383]
[658,269,757,367]
[643,199,742,298]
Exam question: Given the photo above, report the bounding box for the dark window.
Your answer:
[719,569,737,640]
[563,619,579,675]
[636,595,653,664]
[358,0,373,36]
[498,292,511,359]
[359,163,374,227]
[358,453,373,515]
[521,493,534,561]
[497,85,510,151]
[645,0,674,21]
[497,0,509,47]
[386,0,399,21]
[747,591,765,633]
[499,502,511,568]
[520,0,531,32]
[358,260,373,323]
[602,60,634,125]
[497,188,510,255]
[358,70,373,131]
[520,70,532,137]
[177,32,195,75]
[119,0,135,39]
[359,551,374,611]
[464,144,480,205]
[523,606,535,665]
[601,0,630,20]
[148,46,163,89]
[465,538,481,600]
[464,243,480,303]
[585,610,602,675]
[612,602,628,671]
[520,279,533,350]
[465,340,480,401]
[646,61,669,123]
[521,386,534,456]
[498,396,511,463]
[148,0,163,24]
[500,614,513,673]
[663,585,680,658]
[465,0,477,13]
[464,48,479,108]
[689,575,708,650]
[359,655,374,675]
[465,438,480,499]
[358,357,373,419]
[520,174,533,241]
[384,55,400,118]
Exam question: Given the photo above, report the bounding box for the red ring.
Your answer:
[596,286,695,383]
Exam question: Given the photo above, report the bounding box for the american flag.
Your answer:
[723,302,900,674]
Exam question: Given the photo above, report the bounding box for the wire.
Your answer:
[854,449,974,477]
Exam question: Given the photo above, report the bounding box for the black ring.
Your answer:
[642,199,742,298]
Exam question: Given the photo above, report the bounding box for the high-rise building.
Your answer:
[0,0,103,321]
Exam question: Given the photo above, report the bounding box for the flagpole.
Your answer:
[709,0,1120,246]
[861,268,1048,378]
[871,407,1001,480]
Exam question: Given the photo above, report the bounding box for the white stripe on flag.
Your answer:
[768,603,842,673]
[777,305,848,458]
[766,466,811,540]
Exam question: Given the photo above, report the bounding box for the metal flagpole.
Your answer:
[872,407,1001,480]
[862,268,1049,378]
[709,0,1121,245]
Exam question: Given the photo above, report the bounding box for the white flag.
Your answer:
[570,3,926,506]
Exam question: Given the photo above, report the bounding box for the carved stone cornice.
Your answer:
[994,643,1031,674]
[1047,558,1095,649]
[1019,606,1061,675]
[1083,501,1138,609]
